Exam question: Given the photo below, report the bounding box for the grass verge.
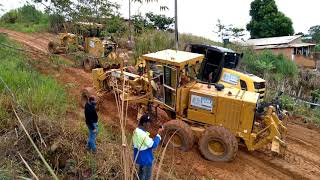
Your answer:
[133,30,221,61]
[0,22,48,33]
[0,34,67,120]
[0,33,68,178]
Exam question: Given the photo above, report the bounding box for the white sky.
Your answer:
[1,0,319,41]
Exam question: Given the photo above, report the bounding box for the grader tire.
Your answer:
[48,41,58,54]
[81,87,100,110]
[198,126,238,162]
[83,58,95,72]
[163,120,194,151]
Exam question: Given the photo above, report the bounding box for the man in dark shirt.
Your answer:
[84,96,98,153]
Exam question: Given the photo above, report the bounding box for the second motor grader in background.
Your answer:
[48,22,119,71]
[84,49,288,162]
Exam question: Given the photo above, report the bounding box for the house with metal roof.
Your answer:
[244,35,317,69]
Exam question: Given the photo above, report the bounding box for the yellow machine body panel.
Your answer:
[85,37,104,58]
[58,33,77,46]
[176,81,197,117]
[142,49,204,69]
[217,68,266,99]
[187,83,258,138]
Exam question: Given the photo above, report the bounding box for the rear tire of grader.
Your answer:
[83,58,96,72]
[48,41,58,54]
[198,126,238,162]
[162,120,194,151]
[81,87,100,111]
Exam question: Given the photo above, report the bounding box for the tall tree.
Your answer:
[145,12,174,30]
[308,25,320,43]
[131,12,174,33]
[33,0,119,23]
[214,19,245,41]
[0,4,3,12]
[246,0,294,39]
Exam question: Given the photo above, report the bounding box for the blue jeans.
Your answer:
[87,123,98,152]
[138,165,152,180]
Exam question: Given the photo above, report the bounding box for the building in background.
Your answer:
[244,35,317,69]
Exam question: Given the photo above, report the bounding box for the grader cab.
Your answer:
[86,49,287,162]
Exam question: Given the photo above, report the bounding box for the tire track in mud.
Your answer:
[238,151,294,179]
[2,28,320,180]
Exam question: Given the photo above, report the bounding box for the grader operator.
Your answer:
[84,49,287,162]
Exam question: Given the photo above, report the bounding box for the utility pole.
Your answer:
[128,0,132,46]
[175,0,178,50]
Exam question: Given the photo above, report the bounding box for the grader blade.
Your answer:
[271,136,287,155]
[271,139,280,154]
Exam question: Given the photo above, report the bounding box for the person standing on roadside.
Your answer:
[84,96,98,153]
[132,114,163,180]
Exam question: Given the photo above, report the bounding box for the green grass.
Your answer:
[0,170,11,180]
[0,34,67,120]
[0,21,48,33]
[0,4,49,33]
[279,94,320,125]
[133,30,221,61]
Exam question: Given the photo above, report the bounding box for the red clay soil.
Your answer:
[1,28,320,180]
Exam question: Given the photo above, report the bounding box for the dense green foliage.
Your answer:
[133,31,174,59]
[132,14,150,34]
[0,10,18,23]
[247,0,294,38]
[133,30,220,59]
[33,0,119,23]
[240,49,298,79]
[315,44,320,52]
[145,12,174,30]
[132,12,174,34]
[0,34,67,121]
[103,15,127,36]
[48,13,65,33]
[280,95,320,124]
[0,4,49,32]
[308,25,320,43]
[17,4,43,23]
[1,1,120,33]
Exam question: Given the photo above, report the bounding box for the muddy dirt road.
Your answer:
[1,28,320,180]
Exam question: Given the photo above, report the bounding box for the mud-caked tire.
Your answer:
[83,58,96,72]
[81,87,100,110]
[198,126,238,162]
[48,41,58,54]
[162,120,194,151]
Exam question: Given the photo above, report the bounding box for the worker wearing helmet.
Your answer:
[132,114,163,180]
[84,96,98,153]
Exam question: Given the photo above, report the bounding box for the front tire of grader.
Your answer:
[81,87,100,111]
[198,126,238,162]
[162,120,194,151]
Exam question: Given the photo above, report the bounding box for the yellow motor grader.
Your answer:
[84,49,287,162]
[48,22,119,71]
